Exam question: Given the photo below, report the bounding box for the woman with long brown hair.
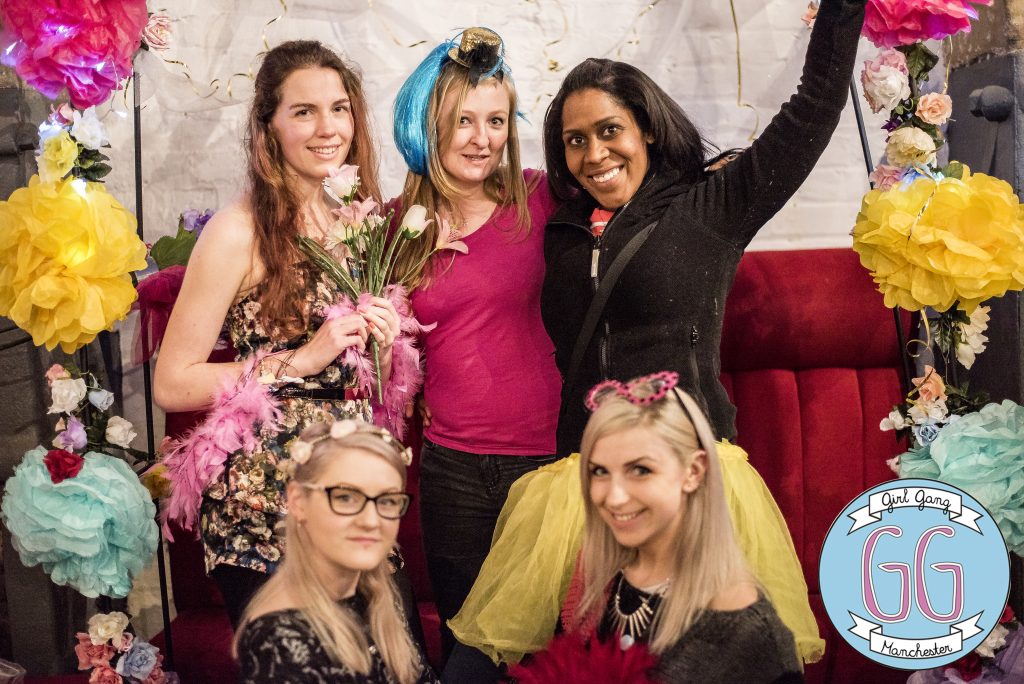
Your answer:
[154,40,401,625]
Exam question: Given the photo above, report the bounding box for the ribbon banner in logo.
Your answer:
[847,486,982,534]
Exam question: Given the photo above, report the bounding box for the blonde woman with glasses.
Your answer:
[235,421,438,684]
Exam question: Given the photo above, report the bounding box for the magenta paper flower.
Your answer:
[0,0,149,108]
[863,0,993,48]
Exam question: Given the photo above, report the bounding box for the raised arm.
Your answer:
[694,0,868,246]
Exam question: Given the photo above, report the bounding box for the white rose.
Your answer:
[289,440,313,465]
[330,420,358,439]
[87,611,130,646]
[88,389,114,411]
[48,377,87,414]
[70,108,108,151]
[105,416,137,448]
[879,410,908,431]
[861,64,911,114]
[886,127,937,167]
[976,623,1008,658]
[400,205,432,239]
[956,305,990,370]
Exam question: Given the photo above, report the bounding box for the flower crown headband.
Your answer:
[286,420,413,472]
[585,371,717,457]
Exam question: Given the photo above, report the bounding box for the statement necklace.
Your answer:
[612,574,670,650]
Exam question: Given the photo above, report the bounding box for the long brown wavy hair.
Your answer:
[245,40,382,338]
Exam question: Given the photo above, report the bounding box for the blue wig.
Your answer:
[393,29,511,177]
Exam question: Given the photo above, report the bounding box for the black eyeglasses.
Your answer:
[301,484,412,520]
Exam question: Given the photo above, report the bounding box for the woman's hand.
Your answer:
[360,297,401,354]
[291,314,368,378]
[405,394,433,428]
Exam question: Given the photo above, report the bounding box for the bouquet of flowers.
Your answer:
[297,164,459,403]
[74,611,174,684]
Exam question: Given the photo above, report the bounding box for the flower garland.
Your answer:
[0,365,156,598]
[74,611,172,684]
[35,104,112,184]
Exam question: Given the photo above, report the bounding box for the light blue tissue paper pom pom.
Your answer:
[898,400,1024,554]
[1,447,158,598]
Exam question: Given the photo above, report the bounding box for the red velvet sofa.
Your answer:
[59,247,908,683]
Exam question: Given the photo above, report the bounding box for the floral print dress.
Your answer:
[199,266,371,574]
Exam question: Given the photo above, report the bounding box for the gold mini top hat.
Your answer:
[447,27,505,83]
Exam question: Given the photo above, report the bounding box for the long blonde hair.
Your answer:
[234,423,419,683]
[575,384,752,654]
[394,65,531,288]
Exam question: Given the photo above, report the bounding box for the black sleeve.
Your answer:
[237,615,347,684]
[692,0,868,247]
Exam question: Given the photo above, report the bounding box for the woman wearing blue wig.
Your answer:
[390,27,564,677]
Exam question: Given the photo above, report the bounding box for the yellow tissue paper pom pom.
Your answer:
[0,176,148,352]
[852,167,1024,312]
[38,131,79,183]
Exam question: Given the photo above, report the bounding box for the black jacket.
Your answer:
[541,0,867,455]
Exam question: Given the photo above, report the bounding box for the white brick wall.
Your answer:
[103,0,894,251]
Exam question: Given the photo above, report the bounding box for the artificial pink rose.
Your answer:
[88,665,123,684]
[74,632,114,670]
[0,0,149,108]
[142,13,172,51]
[869,163,905,190]
[45,363,70,385]
[863,0,993,48]
[324,164,360,200]
[117,632,134,653]
[861,51,911,114]
[912,365,947,404]
[916,92,953,125]
[51,103,74,125]
[801,2,818,28]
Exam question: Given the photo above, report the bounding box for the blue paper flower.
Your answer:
[1,447,158,597]
[116,640,160,681]
[899,400,1024,553]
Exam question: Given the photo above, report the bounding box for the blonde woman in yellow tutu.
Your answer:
[449,372,822,680]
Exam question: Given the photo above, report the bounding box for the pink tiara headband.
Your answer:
[584,370,679,411]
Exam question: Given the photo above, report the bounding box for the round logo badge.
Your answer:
[820,478,1009,670]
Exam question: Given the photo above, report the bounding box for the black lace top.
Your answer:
[237,595,439,684]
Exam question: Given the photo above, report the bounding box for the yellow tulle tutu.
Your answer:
[449,442,824,666]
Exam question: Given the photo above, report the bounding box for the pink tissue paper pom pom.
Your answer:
[862,0,993,48]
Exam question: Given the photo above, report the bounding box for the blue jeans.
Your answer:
[418,439,556,668]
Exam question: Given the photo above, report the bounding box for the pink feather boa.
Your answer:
[323,285,430,441]
[159,355,281,539]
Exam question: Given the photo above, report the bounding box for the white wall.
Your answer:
[102,0,895,251]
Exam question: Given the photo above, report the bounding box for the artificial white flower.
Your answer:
[70,107,108,150]
[105,416,137,448]
[289,440,313,465]
[330,420,358,439]
[862,63,911,114]
[400,205,432,239]
[324,164,359,202]
[48,377,87,414]
[879,409,909,431]
[87,611,130,646]
[956,305,991,370]
[908,397,948,425]
[976,623,1008,658]
[88,389,114,411]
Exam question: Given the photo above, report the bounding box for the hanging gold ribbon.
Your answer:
[728,0,761,140]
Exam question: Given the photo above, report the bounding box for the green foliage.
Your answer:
[897,43,940,82]
[150,224,198,270]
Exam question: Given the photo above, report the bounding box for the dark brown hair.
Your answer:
[543,58,713,201]
[245,40,381,338]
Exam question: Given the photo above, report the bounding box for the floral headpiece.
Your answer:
[285,420,413,473]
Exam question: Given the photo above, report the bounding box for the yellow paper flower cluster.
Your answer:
[853,168,1024,312]
[0,176,148,352]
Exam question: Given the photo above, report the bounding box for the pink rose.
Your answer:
[912,365,947,404]
[89,666,123,684]
[117,632,134,652]
[74,632,114,670]
[863,0,993,48]
[916,92,953,125]
[0,0,149,108]
[50,103,74,125]
[45,363,70,385]
[861,51,911,114]
[142,13,172,51]
[143,655,166,684]
[869,163,905,190]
